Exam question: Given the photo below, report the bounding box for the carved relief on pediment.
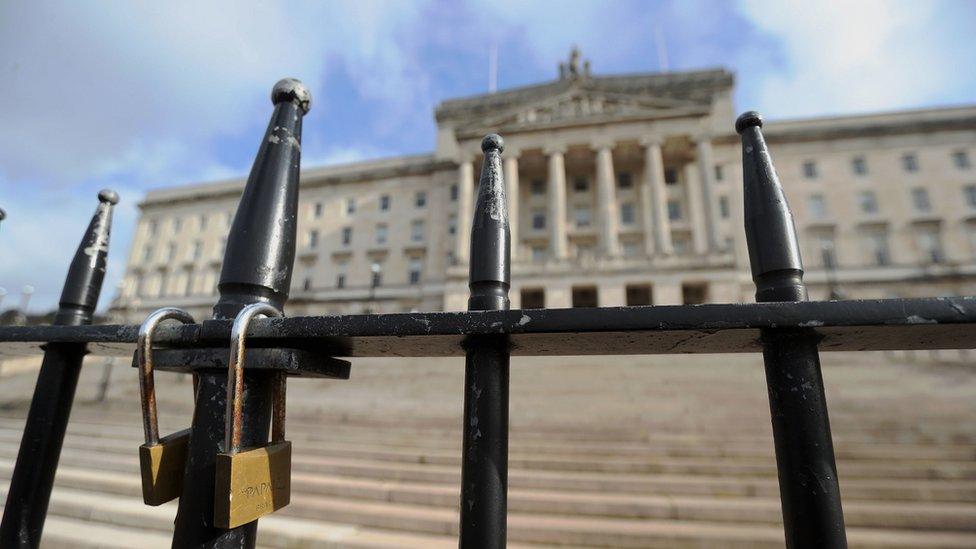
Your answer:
[492,91,699,129]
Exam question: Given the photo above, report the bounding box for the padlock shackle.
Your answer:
[138,308,196,445]
[225,302,284,454]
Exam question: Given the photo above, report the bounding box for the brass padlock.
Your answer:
[137,307,195,506]
[214,302,291,529]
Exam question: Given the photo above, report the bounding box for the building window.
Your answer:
[911,188,931,212]
[626,284,652,306]
[313,202,323,219]
[664,168,679,184]
[858,191,879,214]
[371,266,383,288]
[667,200,682,221]
[191,241,202,261]
[303,277,312,291]
[158,270,169,298]
[375,223,387,245]
[953,150,971,170]
[531,246,547,262]
[681,283,708,305]
[965,185,976,209]
[411,219,425,242]
[415,191,427,208]
[574,206,591,227]
[147,219,158,236]
[448,214,457,235]
[521,288,545,309]
[341,227,352,246]
[917,225,945,264]
[719,196,730,219]
[902,153,919,173]
[851,156,868,175]
[622,241,639,256]
[167,242,177,261]
[967,222,976,258]
[808,194,827,219]
[380,195,391,211]
[198,214,207,231]
[672,235,690,256]
[450,184,459,201]
[143,245,154,262]
[571,286,598,308]
[531,179,546,195]
[408,258,422,285]
[173,217,182,233]
[308,229,319,248]
[620,202,636,225]
[531,210,546,230]
[617,172,633,188]
[864,229,891,266]
[573,176,589,193]
[802,161,818,179]
[336,273,346,289]
[714,165,724,181]
[575,244,595,259]
[345,197,356,215]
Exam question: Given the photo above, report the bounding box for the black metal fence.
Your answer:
[0,79,973,549]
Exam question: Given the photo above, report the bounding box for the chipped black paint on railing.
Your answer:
[0,190,118,548]
[459,134,511,548]
[171,78,311,549]
[739,111,847,548]
[0,97,974,549]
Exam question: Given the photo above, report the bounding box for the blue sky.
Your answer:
[1,0,975,312]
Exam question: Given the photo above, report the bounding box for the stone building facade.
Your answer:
[110,52,976,321]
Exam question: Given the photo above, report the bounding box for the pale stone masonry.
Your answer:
[111,51,976,321]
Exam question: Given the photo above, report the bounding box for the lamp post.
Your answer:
[821,240,844,301]
[367,262,381,313]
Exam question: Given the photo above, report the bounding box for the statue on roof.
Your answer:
[559,46,590,80]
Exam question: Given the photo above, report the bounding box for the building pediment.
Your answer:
[455,86,710,138]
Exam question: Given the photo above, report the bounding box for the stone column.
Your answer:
[684,163,708,254]
[504,150,520,260]
[641,137,672,255]
[594,142,620,256]
[695,135,720,251]
[455,157,475,264]
[546,146,569,259]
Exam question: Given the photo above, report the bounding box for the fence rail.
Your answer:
[0,78,973,549]
[0,297,973,358]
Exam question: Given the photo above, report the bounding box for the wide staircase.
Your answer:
[0,352,973,548]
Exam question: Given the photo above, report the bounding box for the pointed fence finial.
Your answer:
[736,111,806,303]
[215,78,311,318]
[468,133,510,311]
[54,189,118,325]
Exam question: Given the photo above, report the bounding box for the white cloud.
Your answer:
[735,0,974,117]
[0,1,427,311]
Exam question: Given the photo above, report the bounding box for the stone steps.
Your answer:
[4,478,976,549]
[6,456,973,533]
[0,358,972,548]
[1,419,973,484]
[8,413,975,463]
[3,423,974,506]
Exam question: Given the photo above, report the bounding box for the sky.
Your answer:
[1,0,975,312]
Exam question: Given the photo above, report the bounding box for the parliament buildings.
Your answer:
[110,51,976,321]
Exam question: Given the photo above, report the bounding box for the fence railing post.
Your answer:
[0,190,119,548]
[171,78,310,548]
[737,111,848,548]
[459,134,511,548]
